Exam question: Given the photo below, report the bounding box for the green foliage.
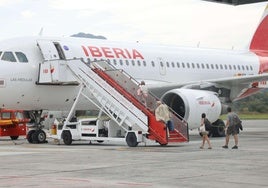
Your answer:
[233,90,268,113]
[220,113,268,120]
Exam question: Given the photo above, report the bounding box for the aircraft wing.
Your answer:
[202,73,268,88]
[147,73,268,98]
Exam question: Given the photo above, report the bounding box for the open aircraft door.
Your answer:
[37,40,62,61]
[37,40,76,84]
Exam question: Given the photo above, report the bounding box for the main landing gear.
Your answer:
[25,110,47,144]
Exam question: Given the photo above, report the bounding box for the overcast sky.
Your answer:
[0,0,266,49]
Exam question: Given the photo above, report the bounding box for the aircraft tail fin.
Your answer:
[249,5,268,52]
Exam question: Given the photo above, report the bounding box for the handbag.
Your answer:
[199,124,206,133]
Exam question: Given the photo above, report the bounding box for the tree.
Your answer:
[233,90,268,113]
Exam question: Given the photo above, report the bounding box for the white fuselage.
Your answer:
[0,37,260,111]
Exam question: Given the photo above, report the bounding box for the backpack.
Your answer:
[204,118,212,131]
[232,113,243,131]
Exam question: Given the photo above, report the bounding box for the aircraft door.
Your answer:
[157,57,166,75]
[37,40,66,61]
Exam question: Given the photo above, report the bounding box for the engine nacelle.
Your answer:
[161,89,222,129]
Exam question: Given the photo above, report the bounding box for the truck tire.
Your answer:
[62,130,72,145]
[126,132,138,147]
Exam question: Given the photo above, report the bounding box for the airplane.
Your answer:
[1,4,268,143]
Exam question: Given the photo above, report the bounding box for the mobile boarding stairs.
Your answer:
[38,58,189,146]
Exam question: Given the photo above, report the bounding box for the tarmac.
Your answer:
[0,120,268,188]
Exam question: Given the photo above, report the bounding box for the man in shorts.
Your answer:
[222,107,241,149]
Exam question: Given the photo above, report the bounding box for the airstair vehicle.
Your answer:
[37,41,189,146]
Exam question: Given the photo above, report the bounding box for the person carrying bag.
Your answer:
[199,113,212,149]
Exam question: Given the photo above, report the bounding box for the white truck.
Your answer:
[51,117,145,147]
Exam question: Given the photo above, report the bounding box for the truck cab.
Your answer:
[0,109,29,140]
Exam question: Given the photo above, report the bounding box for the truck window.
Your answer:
[1,112,11,119]
[15,112,24,119]
[81,120,96,125]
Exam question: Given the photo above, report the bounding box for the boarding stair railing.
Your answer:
[87,60,189,144]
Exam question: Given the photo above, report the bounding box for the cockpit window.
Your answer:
[1,51,16,62]
[15,52,28,63]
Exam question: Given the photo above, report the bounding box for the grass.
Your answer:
[220,113,268,120]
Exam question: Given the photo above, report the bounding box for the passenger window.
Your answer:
[166,62,170,67]
[15,52,28,63]
[151,61,155,67]
[143,61,146,66]
[126,60,129,66]
[2,51,16,62]
[171,62,175,68]
[0,51,2,57]
[187,63,190,68]
[177,62,180,68]
[113,59,117,66]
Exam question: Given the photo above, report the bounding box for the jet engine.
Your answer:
[161,89,223,133]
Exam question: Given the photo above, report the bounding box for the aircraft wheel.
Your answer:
[212,119,225,137]
[10,136,19,140]
[36,130,47,143]
[31,130,47,143]
[27,130,36,143]
[126,132,138,147]
[62,130,72,145]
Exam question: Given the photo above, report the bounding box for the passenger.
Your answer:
[137,81,148,106]
[222,107,241,149]
[199,113,212,149]
[155,101,174,136]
